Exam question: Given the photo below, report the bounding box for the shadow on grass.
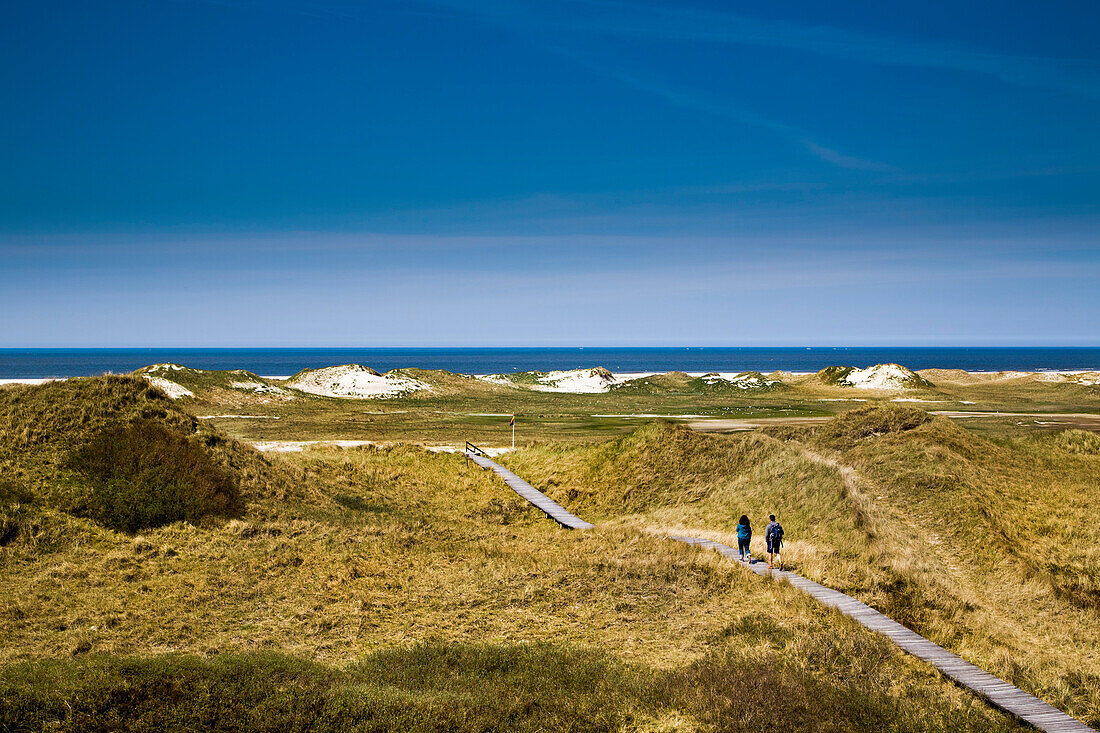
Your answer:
[0,640,1024,733]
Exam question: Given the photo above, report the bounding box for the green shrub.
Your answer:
[66,420,241,532]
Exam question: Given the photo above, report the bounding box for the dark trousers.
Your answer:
[738,537,750,554]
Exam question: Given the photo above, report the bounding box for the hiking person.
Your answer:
[765,514,784,570]
[736,515,752,562]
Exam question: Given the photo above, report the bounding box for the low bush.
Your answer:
[66,420,242,532]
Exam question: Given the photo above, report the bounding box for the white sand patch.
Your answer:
[592,413,711,419]
[960,401,976,404]
[611,372,660,380]
[481,369,793,391]
[970,370,1100,386]
[252,442,306,453]
[0,378,64,386]
[427,445,514,457]
[198,415,281,419]
[840,364,923,390]
[478,371,660,389]
[231,380,292,396]
[143,375,194,399]
[891,398,948,403]
[474,374,517,387]
[145,363,188,372]
[990,371,1032,380]
[251,439,378,453]
[532,368,617,393]
[253,441,513,457]
[286,364,430,399]
[1064,372,1100,386]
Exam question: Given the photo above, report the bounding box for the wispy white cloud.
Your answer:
[546,46,898,171]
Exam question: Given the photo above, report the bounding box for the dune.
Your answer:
[285,364,431,399]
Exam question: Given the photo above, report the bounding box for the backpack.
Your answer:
[774,523,784,542]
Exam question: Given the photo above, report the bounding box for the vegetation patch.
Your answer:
[1052,429,1100,455]
[0,638,1021,733]
[815,366,856,385]
[0,376,276,533]
[66,419,242,532]
[0,644,637,733]
[813,405,932,449]
[610,371,696,394]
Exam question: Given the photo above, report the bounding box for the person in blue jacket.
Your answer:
[736,514,752,562]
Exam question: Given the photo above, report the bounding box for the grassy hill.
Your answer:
[504,408,1100,725]
[0,376,285,535]
[0,381,1026,731]
[812,364,936,391]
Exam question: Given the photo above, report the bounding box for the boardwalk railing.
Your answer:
[465,457,1096,732]
[464,441,488,467]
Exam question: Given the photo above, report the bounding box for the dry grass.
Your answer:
[0,380,1032,730]
[503,412,1100,725]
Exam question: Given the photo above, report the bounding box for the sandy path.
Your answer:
[688,416,833,432]
[931,411,1100,429]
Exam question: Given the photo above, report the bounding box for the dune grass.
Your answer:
[0,379,1031,731]
[503,410,1100,725]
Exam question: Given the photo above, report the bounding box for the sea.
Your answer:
[2,347,1100,379]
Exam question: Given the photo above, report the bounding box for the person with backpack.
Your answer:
[765,514,784,570]
[736,515,752,562]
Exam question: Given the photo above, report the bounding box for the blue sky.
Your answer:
[1,0,1097,346]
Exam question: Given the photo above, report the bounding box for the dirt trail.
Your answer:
[792,444,967,576]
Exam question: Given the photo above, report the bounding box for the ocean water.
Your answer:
[2,347,1100,379]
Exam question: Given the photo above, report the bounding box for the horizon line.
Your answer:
[3,345,1100,351]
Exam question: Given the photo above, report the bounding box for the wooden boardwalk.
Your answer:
[466,450,1094,732]
[668,536,1094,733]
[466,452,595,529]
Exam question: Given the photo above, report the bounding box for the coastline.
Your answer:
[4,368,1100,385]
